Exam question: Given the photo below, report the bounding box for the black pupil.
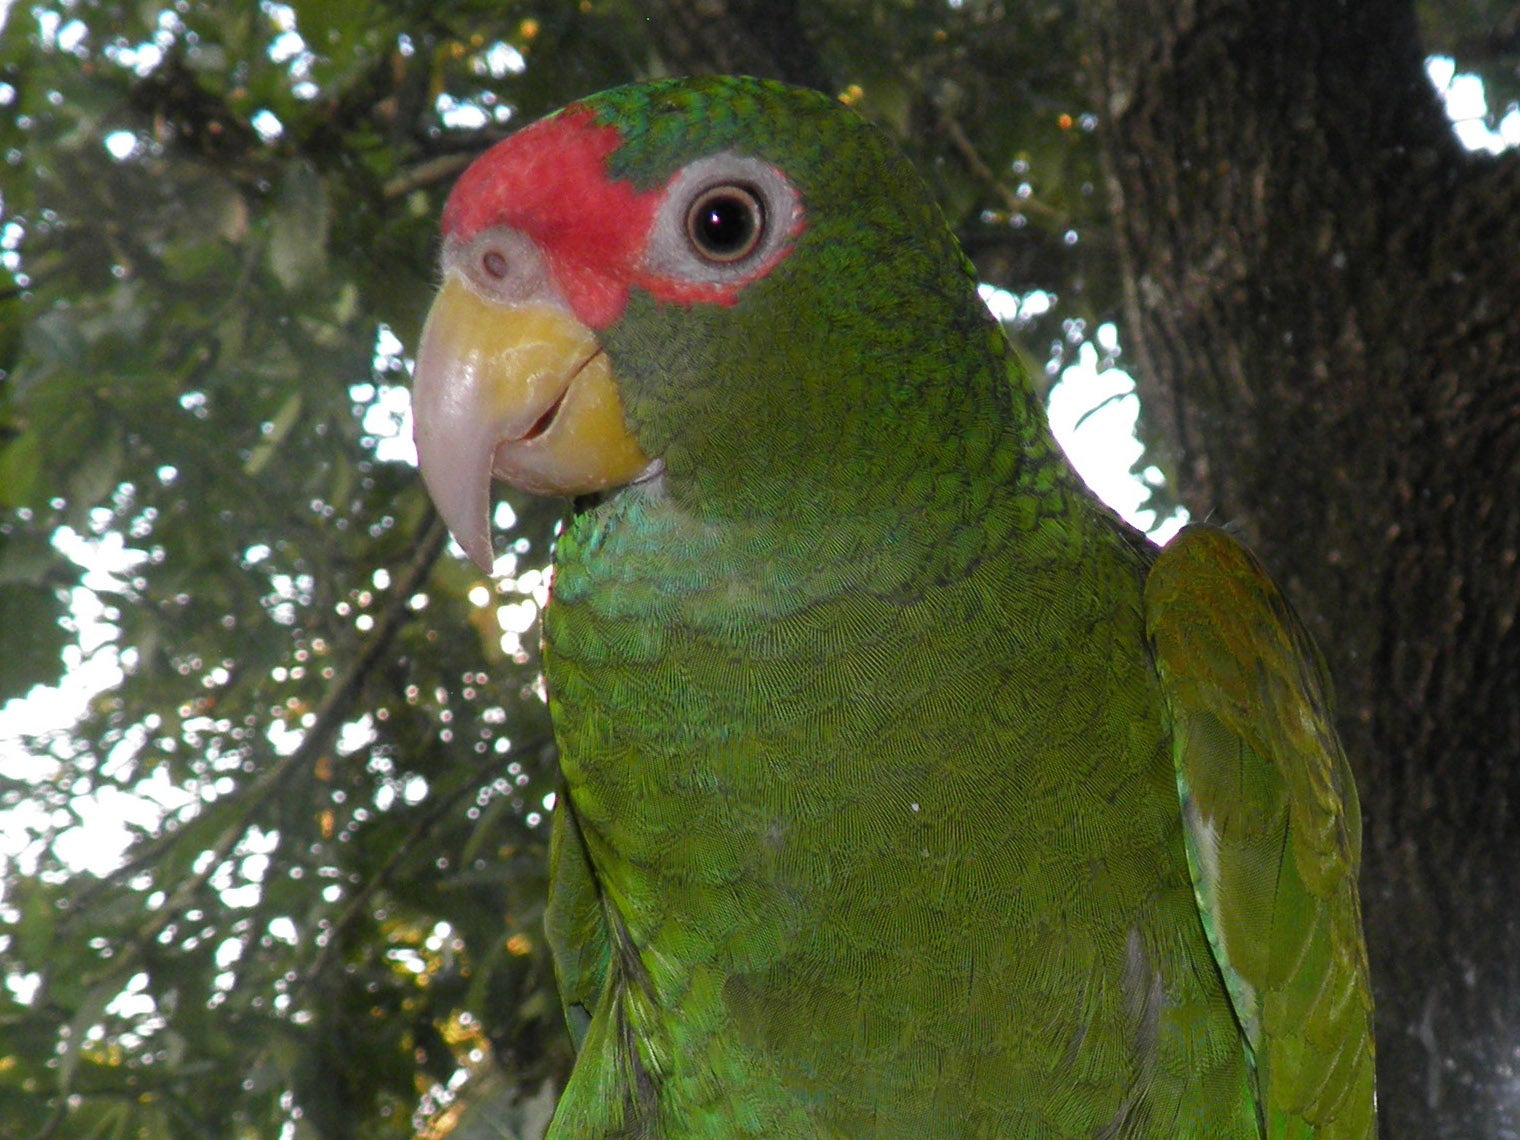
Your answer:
[694,194,757,257]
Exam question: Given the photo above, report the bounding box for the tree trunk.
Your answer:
[630,0,833,91]
[1080,0,1520,1134]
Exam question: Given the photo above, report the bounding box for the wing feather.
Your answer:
[545,781,610,1050]
[1144,526,1375,1137]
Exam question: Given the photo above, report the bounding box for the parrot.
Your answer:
[409,75,1377,1138]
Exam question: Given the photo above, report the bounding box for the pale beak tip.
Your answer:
[458,528,497,576]
[413,418,499,575]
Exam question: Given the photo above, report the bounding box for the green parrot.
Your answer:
[410,76,1376,1138]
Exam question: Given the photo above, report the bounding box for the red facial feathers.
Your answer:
[441,107,795,327]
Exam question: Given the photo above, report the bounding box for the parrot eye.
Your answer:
[643,154,799,289]
[685,185,765,263]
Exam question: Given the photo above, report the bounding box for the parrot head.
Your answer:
[413,76,1018,569]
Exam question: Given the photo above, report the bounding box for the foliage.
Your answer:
[0,2,1121,1135]
[1419,0,1520,113]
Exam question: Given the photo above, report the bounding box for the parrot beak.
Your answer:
[411,274,652,570]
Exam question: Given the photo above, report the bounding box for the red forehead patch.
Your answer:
[440,107,783,327]
[441,108,657,327]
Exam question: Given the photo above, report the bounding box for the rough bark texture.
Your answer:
[1080,1,1520,1134]
[630,0,833,92]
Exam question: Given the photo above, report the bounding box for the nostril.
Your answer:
[482,250,509,279]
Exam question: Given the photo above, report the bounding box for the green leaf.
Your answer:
[244,392,304,476]
[57,980,116,1091]
[65,428,125,519]
[15,877,60,964]
[267,162,330,293]
[0,581,71,699]
[0,431,46,509]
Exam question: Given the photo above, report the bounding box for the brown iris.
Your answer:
[684,185,765,262]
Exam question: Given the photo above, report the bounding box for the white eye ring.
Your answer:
[643,153,800,287]
[684,184,765,263]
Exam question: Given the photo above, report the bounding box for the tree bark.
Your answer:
[630,0,834,92]
[1080,0,1520,1134]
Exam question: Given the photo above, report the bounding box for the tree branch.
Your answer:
[53,509,449,1039]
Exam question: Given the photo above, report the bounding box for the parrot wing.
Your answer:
[544,782,610,1051]
[1144,525,1376,1138]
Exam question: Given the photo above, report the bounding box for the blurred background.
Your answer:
[0,2,1516,1136]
